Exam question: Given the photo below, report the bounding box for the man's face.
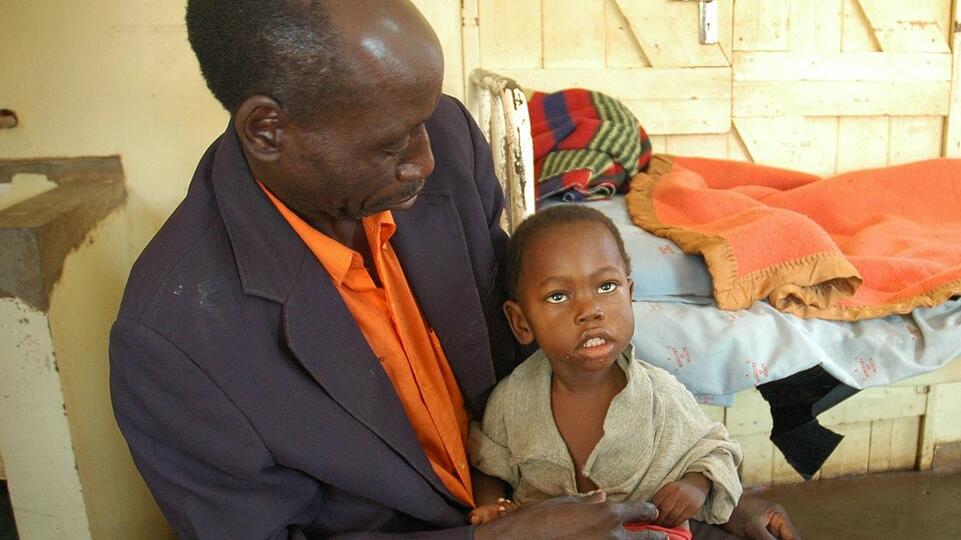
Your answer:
[261,0,446,223]
[508,222,635,377]
[276,72,442,221]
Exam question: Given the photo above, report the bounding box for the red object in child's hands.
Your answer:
[625,522,693,540]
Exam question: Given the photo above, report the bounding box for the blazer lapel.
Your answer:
[209,126,462,507]
[391,191,497,418]
[282,257,463,505]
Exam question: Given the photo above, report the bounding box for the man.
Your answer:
[110,1,799,539]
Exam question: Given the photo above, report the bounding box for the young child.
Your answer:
[468,205,742,539]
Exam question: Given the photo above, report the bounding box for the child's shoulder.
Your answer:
[487,349,551,402]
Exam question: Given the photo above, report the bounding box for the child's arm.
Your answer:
[646,365,743,526]
[650,471,712,527]
[469,468,518,525]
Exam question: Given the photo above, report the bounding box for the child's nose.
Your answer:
[575,303,604,324]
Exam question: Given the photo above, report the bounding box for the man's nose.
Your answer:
[396,125,434,183]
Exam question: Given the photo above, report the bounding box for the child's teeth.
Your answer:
[584,337,605,348]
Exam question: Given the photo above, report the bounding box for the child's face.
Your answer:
[504,221,634,375]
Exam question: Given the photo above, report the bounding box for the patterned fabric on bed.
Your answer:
[528,88,652,202]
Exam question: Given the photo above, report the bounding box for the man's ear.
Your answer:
[628,277,635,297]
[503,300,535,345]
[234,95,287,163]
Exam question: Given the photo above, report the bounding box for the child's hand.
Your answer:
[469,498,519,525]
[651,473,711,528]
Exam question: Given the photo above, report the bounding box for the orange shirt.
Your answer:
[260,186,474,507]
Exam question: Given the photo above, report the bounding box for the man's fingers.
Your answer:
[769,515,801,540]
[618,500,659,524]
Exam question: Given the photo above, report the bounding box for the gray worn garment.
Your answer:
[470,345,743,524]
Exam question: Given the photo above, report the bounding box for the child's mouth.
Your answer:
[575,333,617,363]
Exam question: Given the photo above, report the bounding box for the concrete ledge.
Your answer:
[0,157,126,311]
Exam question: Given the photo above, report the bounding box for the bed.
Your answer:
[466,68,961,486]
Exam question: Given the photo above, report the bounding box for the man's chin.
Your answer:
[390,193,420,211]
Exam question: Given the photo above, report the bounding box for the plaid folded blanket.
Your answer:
[528,89,652,202]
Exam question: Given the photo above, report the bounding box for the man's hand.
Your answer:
[720,496,801,540]
[651,473,711,527]
[472,491,668,540]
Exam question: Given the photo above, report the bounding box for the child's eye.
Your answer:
[545,292,568,304]
[598,281,618,294]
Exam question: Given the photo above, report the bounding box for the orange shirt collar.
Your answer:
[257,182,395,286]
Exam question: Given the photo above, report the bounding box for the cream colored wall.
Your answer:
[0,1,463,260]
[47,210,173,539]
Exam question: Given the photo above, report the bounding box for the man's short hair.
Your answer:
[186,0,350,118]
[503,204,632,300]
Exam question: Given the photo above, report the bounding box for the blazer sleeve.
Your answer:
[110,318,321,540]
[111,319,477,540]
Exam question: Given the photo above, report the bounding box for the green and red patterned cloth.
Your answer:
[528,88,652,202]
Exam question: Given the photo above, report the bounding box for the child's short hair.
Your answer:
[503,204,632,300]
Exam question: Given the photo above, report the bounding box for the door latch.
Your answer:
[674,0,718,45]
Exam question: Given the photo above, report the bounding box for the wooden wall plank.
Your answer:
[820,422,871,479]
[623,99,729,135]
[727,131,752,162]
[928,382,961,443]
[943,0,961,157]
[733,0,790,52]
[615,0,730,67]
[868,416,921,473]
[543,0,605,68]
[733,116,838,175]
[725,389,772,436]
[499,67,730,100]
[857,0,951,53]
[500,67,731,134]
[479,0,543,68]
[842,0,882,52]
[819,386,927,425]
[733,52,951,82]
[867,418,895,472]
[889,416,922,470]
[734,80,951,116]
[790,0,843,53]
[772,450,806,485]
[836,116,890,171]
[737,434,775,487]
[716,0,735,62]
[604,0,649,67]
[889,116,943,164]
[664,134,731,159]
[650,135,667,154]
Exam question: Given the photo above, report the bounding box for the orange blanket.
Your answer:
[626,155,961,320]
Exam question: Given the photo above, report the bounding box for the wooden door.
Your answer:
[464,0,958,175]
[732,0,953,175]
[463,0,734,138]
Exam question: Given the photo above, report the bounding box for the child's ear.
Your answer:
[503,300,535,345]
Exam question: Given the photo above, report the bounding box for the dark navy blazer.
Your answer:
[110,96,517,539]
